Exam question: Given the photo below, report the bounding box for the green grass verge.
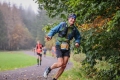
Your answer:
[0,51,36,71]
[58,54,92,80]
[58,57,82,80]
[58,68,81,80]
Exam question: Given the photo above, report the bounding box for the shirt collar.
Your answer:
[67,22,74,27]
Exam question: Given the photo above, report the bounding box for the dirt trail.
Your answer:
[0,51,72,80]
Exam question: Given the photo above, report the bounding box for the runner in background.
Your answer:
[35,41,43,66]
[43,46,47,57]
[33,47,36,55]
[51,46,56,58]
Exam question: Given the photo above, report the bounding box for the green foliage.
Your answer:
[80,23,120,79]
[36,0,120,79]
[37,0,68,19]
[42,22,58,33]
[107,10,120,31]
[0,51,36,71]
[91,56,120,80]
[72,52,86,63]
[37,0,119,24]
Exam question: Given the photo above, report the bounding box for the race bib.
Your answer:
[60,42,69,50]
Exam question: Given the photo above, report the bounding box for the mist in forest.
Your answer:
[0,1,55,50]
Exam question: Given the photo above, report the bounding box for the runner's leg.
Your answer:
[43,57,64,78]
[54,56,69,79]
[37,54,39,66]
[50,57,64,69]
[45,52,46,57]
[44,52,46,57]
[43,45,64,78]
[40,54,42,65]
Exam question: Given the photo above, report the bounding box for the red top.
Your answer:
[36,44,43,53]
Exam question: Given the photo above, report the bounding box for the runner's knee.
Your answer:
[62,64,67,69]
[57,62,64,67]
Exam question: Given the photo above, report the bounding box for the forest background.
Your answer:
[0,0,120,79]
[0,1,59,50]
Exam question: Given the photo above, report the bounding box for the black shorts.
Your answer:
[56,45,70,58]
[37,53,42,57]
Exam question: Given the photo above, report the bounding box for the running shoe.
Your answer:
[43,67,51,78]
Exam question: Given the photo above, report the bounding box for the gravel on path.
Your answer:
[0,51,72,80]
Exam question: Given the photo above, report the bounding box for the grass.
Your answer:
[58,68,82,80]
[58,53,91,80]
[0,51,36,71]
[58,57,82,80]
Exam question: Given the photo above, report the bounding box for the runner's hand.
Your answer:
[75,43,79,47]
[45,36,51,41]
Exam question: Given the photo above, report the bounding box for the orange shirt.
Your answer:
[36,44,43,53]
